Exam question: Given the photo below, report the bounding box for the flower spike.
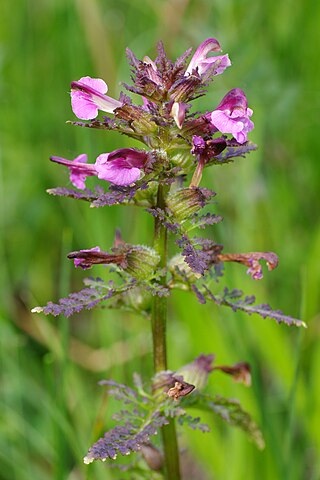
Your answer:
[71,76,123,120]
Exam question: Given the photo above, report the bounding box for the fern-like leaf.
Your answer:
[32,279,137,317]
[183,392,265,449]
[203,286,306,328]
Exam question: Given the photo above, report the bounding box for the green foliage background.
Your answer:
[1,0,319,478]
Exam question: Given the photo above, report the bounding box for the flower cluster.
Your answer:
[52,38,254,190]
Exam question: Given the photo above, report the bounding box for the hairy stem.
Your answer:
[152,184,181,480]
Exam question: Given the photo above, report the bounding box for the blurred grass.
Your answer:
[0,0,319,479]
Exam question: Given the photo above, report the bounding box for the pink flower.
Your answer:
[185,38,231,78]
[210,88,254,144]
[72,247,101,269]
[95,148,148,186]
[50,154,97,189]
[71,76,123,120]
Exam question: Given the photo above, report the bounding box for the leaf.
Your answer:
[32,279,137,317]
[177,414,210,433]
[207,141,257,165]
[84,378,168,465]
[183,392,265,449]
[47,186,104,202]
[83,414,169,464]
[47,182,152,208]
[203,286,306,328]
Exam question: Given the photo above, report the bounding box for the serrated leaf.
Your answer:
[207,141,257,166]
[183,392,265,449]
[84,415,169,464]
[203,286,306,328]
[32,279,136,317]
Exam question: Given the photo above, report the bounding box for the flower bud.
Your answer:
[124,246,160,279]
[175,354,214,390]
[167,187,215,222]
[115,104,158,135]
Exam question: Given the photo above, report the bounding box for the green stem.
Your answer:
[152,184,181,480]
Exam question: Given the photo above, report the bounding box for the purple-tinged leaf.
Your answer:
[177,414,210,432]
[191,284,206,304]
[47,183,152,208]
[183,392,265,449]
[191,212,223,229]
[176,236,223,276]
[47,186,105,202]
[207,141,257,166]
[32,280,137,318]
[91,184,140,207]
[84,415,169,464]
[67,117,117,130]
[145,282,171,297]
[203,286,306,328]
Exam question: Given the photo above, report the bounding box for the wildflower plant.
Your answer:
[33,38,306,479]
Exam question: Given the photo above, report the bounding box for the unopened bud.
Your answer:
[175,354,214,390]
[115,104,157,135]
[167,187,215,222]
[125,246,160,279]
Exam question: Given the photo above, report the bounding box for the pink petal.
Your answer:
[77,76,108,94]
[71,77,108,120]
[185,38,221,75]
[211,110,242,134]
[50,154,96,189]
[69,171,88,190]
[71,77,122,120]
[95,154,142,186]
[71,91,96,119]
[233,130,247,144]
[97,162,141,186]
[74,154,88,164]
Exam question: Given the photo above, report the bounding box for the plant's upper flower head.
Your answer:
[95,148,148,186]
[71,76,123,120]
[50,154,97,189]
[185,38,231,78]
[210,88,254,144]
